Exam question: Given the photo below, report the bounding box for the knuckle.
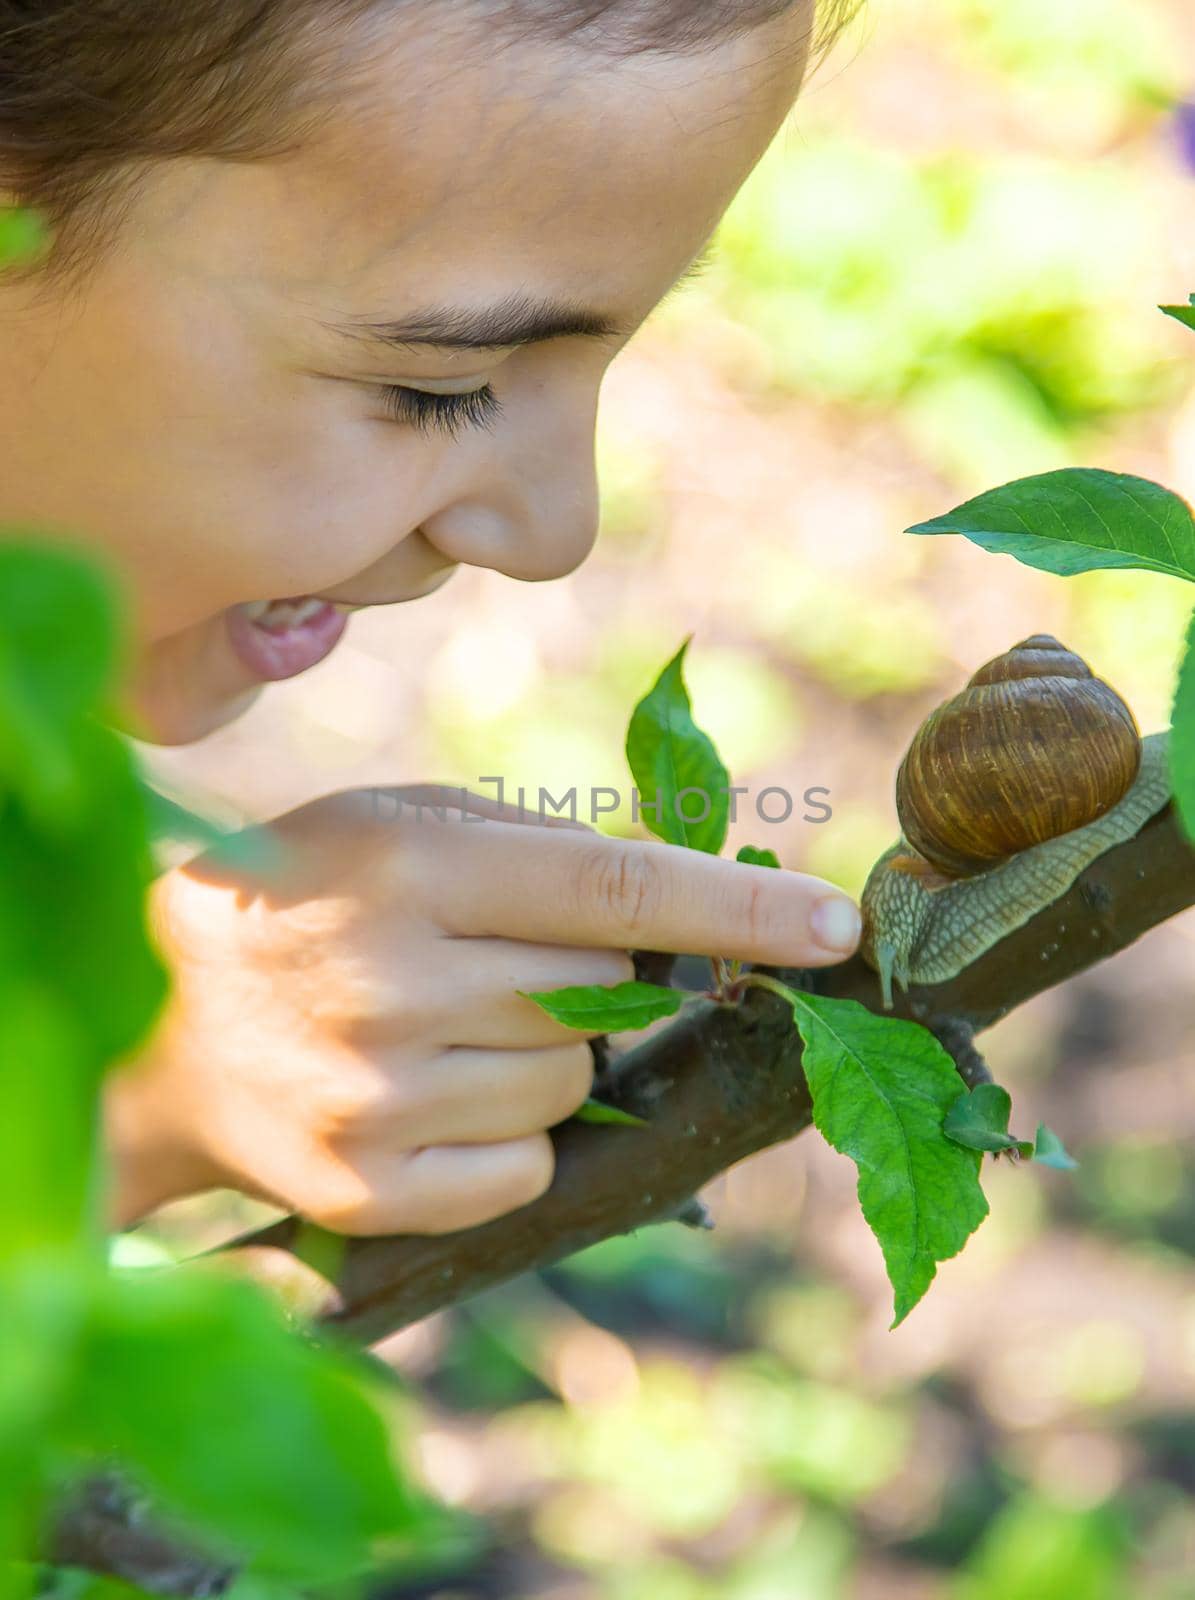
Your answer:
[543,1044,595,1123]
[336,971,430,1045]
[582,844,664,936]
[301,1164,387,1237]
[507,1133,557,1209]
[380,821,427,899]
[589,949,636,987]
[736,873,784,952]
[564,1042,597,1106]
[311,1066,403,1146]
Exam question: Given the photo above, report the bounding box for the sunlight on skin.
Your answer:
[0,5,812,744]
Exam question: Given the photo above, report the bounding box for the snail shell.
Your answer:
[896,635,1141,877]
[861,731,1171,1008]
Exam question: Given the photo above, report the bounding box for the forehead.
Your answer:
[260,9,811,310]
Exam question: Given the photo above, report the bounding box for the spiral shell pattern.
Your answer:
[895,635,1141,877]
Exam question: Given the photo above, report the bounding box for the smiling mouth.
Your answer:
[224,565,457,683]
[226,596,350,682]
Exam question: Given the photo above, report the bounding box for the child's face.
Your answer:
[0,8,810,743]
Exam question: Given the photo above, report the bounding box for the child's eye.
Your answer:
[377,383,502,438]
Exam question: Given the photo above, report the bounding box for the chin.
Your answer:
[105,612,271,746]
[109,681,265,747]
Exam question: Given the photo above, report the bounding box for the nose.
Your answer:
[418,386,602,583]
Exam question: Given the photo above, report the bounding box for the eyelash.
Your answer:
[377,383,503,438]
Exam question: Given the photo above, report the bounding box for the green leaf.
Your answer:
[519,980,684,1034]
[737,845,781,869]
[574,1099,649,1128]
[1171,608,1195,847]
[625,640,730,854]
[0,543,123,830]
[0,724,169,1064]
[1161,295,1195,334]
[943,1084,1032,1157]
[0,1259,88,1523]
[0,543,121,720]
[0,549,167,1059]
[75,1270,430,1581]
[779,988,989,1326]
[1033,1123,1079,1171]
[0,979,100,1257]
[0,209,48,269]
[907,468,1195,583]
[25,1571,150,1600]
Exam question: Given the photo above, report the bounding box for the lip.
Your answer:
[225,599,349,682]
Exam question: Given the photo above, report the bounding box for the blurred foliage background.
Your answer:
[133,0,1195,1593]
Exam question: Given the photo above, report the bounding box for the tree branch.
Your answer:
[59,805,1195,1590]
[242,803,1195,1342]
[249,982,815,1345]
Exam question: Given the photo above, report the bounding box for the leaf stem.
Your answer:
[741,971,802,1009]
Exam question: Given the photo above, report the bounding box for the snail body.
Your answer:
[861,636,1171,1008]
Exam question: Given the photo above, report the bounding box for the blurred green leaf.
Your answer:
[957,1493,1131,1600]
[0,543,122,830]
[944,1084,1033,1157]
[0,980,100,1257]
[0,726,169,1065]
[0,208,48,269]
[0,544,120,727]
[1033,1123,1079,1171]
[0,1261,87,1541]
[74,1270,427,1581]
[556,1360,742,1537]
[714,1358,908,1505]
[574,1099,649,1129]
[521,981,684,1034]
[625,641,730,854]
[1170,609,1195,845]
[908,468,1195,582]
[776,987,989,1325]
[947,0,1183,111]
[706,134,1172,435]
[0,545,167,1064]
[736,845,781,869]
[24,1567,149,1600]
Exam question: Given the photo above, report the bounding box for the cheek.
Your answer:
[82,265,441,618]
[197,414,432,602]
[124,383,448,636]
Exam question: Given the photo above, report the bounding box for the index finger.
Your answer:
[414,820,862,967]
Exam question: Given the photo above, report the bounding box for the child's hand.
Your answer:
[105,785,860,1235]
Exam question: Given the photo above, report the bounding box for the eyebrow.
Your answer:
[324,241,718,356]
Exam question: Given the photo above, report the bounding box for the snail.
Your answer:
[860,635,1173,1009]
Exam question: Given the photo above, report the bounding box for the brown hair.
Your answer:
[0,0,858,282]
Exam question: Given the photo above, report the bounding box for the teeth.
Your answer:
[287,597,327,626]
[243,595,329,631]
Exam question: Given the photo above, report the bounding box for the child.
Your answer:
[0,0,862,1236]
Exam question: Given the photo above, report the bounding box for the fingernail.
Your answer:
[810,895,862,954]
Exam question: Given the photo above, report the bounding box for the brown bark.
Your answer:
[58,803,1195,1591]
[240,803,1195,1343]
